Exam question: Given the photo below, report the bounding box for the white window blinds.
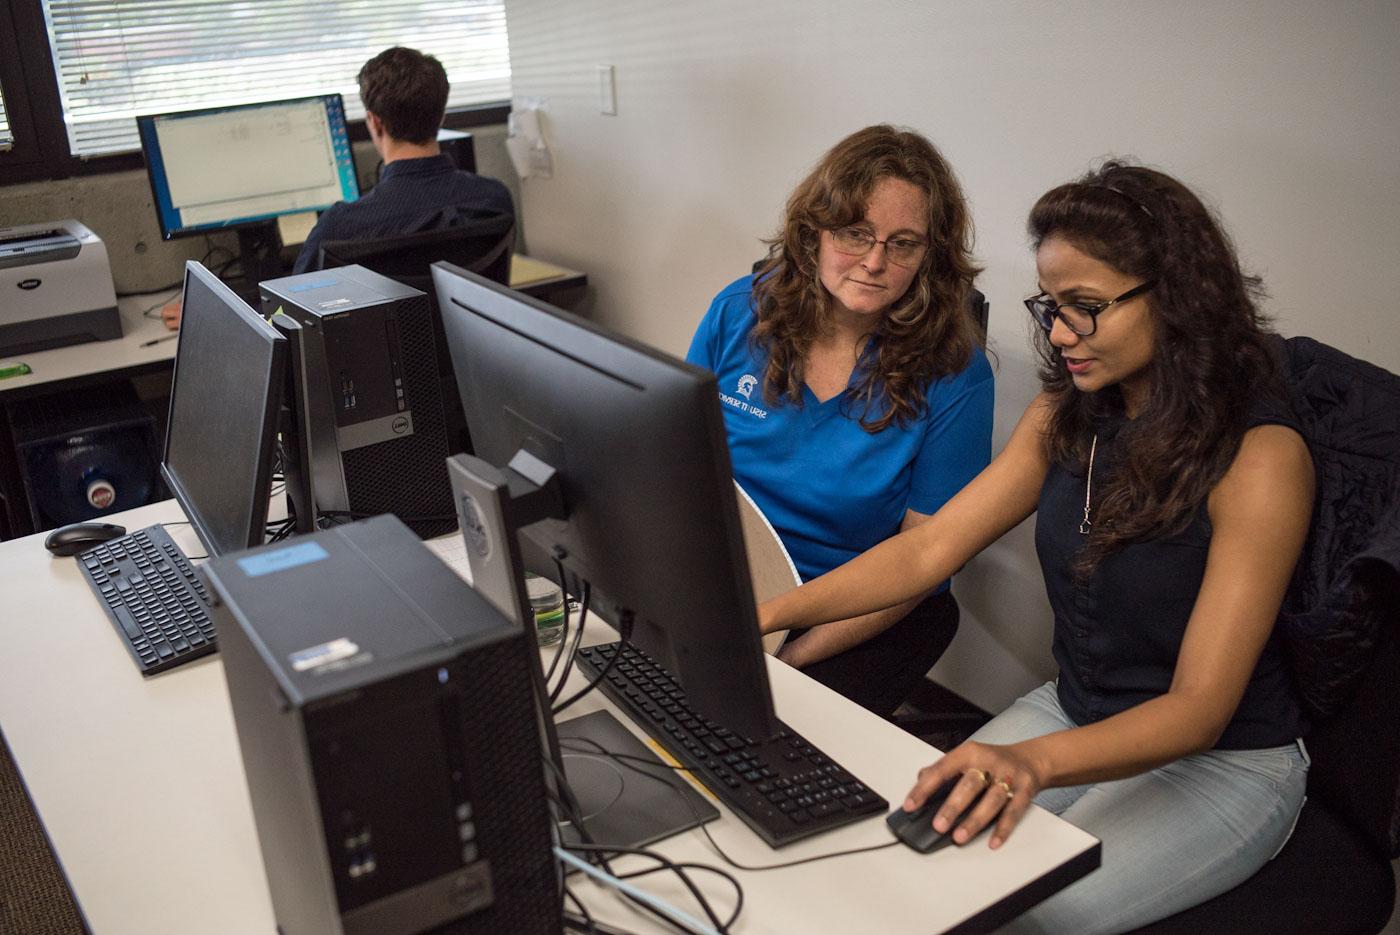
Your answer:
[42,0,511,158]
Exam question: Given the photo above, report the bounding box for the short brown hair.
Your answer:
[357,47,449,144]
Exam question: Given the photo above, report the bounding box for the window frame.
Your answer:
[0,0,510,187]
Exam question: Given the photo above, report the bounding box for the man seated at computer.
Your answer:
[162,45,514,329]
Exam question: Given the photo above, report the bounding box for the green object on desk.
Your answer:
[0,360,33,379]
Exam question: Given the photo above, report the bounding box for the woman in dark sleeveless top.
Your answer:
[761,162,1314,933]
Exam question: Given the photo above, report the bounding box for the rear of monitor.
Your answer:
[431,261,778,742]
[160,261,286,557]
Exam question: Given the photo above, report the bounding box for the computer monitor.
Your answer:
[431,263,778,742]
[161,261,287,557]
[137,94,359,240]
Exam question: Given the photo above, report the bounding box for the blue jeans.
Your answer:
[970,682,1308,935]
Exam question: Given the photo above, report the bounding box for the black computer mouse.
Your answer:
[44,521,127,557]
[886,779,980,854]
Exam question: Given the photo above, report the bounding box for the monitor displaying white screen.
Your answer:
[138,95,359,239]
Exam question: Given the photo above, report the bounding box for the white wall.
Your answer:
[502,0,1400,712]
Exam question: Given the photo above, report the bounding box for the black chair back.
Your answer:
[318,212,515,290]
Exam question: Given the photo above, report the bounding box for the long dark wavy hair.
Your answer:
[751,125,981,432]
[1030,161,1284,569]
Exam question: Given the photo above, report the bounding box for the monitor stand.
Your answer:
[236,222,286,303]
[445,452,718,851]
[556,710,719,850]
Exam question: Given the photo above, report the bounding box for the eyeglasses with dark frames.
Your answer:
[1023,280,1155,336]
[828,227,928,269]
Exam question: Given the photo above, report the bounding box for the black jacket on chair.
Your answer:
[1279,335,1400,732]
[1134,337,1400,935]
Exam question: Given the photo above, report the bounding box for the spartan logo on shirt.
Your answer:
[719,373,768,419]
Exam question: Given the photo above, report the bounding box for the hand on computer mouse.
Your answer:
[901,744,1041,850]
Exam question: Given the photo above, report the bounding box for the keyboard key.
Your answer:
[76,525,215,677]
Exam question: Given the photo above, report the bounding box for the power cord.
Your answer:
[548,580,591,705]
[555,848,724,935]
[546,746,730,934]
[553,610,633,716]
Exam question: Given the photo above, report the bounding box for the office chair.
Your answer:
[1132,337,1400,935]
[318,212,515,292]
[318,213,516,455]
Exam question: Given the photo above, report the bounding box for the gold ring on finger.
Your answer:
[966,768,989,785]
[995,779,1014,801]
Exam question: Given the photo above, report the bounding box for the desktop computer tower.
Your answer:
[260,265,456,539]
[203,516,561,935]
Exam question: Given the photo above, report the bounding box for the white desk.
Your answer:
[0,292,179,398]
[0,500,1098,934]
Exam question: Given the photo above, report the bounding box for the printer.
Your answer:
[0,219,121,356]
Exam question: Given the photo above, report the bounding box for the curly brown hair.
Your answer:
[1028,161,1285,569]
[750,125,982,432]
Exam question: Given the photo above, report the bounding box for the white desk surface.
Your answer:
[0,291,179,396]
[0,500,1098,935]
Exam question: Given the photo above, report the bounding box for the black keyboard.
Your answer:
[76,525,216,676]
[575,642,888,847]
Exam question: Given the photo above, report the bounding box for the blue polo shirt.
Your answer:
[687,276,994,585]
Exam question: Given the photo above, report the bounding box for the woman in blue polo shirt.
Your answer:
[687,125,994,717]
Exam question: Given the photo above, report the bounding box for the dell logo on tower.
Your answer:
[17,278,41,290]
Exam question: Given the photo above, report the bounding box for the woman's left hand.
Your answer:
[902,740,1046,849]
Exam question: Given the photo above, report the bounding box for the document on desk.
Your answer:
[509,254,567,288]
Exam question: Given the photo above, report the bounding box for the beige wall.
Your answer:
[502,0,1400,711]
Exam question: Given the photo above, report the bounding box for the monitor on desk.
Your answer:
[137,94,359,240]
[432,263,778,742]
[162,261,286,557]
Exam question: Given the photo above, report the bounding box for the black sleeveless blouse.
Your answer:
[1035,402,1305,749]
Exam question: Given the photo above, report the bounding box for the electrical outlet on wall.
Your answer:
[597,64,617,116]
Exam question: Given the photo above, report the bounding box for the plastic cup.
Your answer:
[525,573,566,645]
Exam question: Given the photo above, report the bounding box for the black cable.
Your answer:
[553,611,633,716]
[559,736,901,872]
[547,758,705,935]
[544,557,574,686]
[139,287,183,318]
[561,888,599,934]
[565,843,734,934]
[549,581,591,704]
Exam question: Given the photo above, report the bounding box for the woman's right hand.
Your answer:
[904,740,1047,849]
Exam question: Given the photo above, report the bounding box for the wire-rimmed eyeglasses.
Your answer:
[828,227,928,269]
